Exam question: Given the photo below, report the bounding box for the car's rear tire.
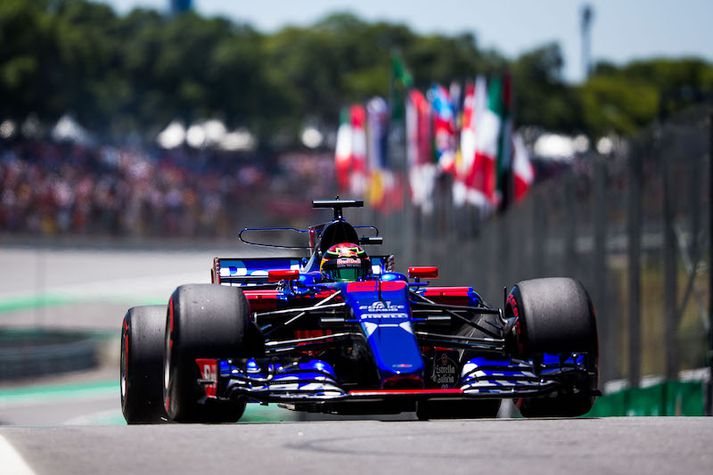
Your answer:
[163,284,261,423]
[416,399,501,420]
[506,277,598,418]
[121,305,166,424]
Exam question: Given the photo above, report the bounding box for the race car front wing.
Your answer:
[194,352,598,404]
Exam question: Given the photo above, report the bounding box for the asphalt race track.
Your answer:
[1,247,712,474]
[1,418,712,474]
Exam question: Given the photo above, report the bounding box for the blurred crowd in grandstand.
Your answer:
[0,137,333,238]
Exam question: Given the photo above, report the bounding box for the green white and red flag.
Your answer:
[334,105,368,197]
[472,76,502,209]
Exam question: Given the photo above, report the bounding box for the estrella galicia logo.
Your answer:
[430,353,458,388]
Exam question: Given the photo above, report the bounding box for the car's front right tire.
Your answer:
[163,284,260,423]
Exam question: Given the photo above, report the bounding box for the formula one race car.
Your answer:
[120,199,599,423]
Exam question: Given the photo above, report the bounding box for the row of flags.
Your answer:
[334,69,534,216]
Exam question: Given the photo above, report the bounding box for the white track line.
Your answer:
[0,434,36,475]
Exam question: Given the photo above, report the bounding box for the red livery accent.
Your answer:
[244,289,281,312]
[244,290,281,297]
[423,287,470,297]
[195,358,218,398]
[295,329,332,340]
[348,388,464,396]
[346,281,407,292]
[408,266,439,279]
[423,287,472,306]
[268,269,300,282]
[313,290,340,300]
[244,289,341,313]
[211,257,221,284]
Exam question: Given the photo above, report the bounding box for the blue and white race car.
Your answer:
[120,199,599,423]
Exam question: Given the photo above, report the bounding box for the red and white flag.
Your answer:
[349,105,368,197]
[453,81,475,207]
[406,89,437,214]
[459,76,493,208]
[512,131,535,202]
[334,107,352,192]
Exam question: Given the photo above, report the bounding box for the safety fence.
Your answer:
[375,107,712,409]
[588,380,706,416]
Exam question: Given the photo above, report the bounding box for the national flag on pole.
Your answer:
[428,84,457,175]
[350,104,368,197]
[449,80,462,120]
[472,76,503,208]
[512,131,535,202]
[454,80,475,207]
[463,75,491,207]
[496,72,513,211]
[407,89,437,214]
[334,107,353,192]
[407,89,432,169]
[366,97,390,209]
[390,51,413,122]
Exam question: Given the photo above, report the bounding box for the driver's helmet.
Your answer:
[320,242,372,282]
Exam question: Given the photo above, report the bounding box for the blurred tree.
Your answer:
[581,57,713,134]
[0,3,711,142]
[0,0,54,120]
[52,0,122,125]
[580,75,659,136]
[511,43,584,132]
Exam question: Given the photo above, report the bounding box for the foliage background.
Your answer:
[1,0,711,143]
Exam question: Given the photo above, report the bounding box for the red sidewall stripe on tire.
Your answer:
[165,297,175,415]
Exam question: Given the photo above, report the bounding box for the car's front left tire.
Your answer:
[506,277,598,418]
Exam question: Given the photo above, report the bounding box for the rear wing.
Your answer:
[212,257,302,286]
[213,255,395,286]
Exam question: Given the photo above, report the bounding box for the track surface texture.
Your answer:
[1,418,712,475]
[2,248,712,474]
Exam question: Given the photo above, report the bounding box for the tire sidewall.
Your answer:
[121,305,167,424]
[507,278,598,357]
[506,278,599,417]
[163,284,256,422]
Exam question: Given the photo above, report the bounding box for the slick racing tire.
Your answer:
[416,399,501,420]
[121,305,167,424]
[163,284,262,423]
[506,277,598,418]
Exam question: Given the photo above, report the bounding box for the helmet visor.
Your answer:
[331,267,362,282]
[323,263,369,282]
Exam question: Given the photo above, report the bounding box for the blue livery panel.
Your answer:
[342,281,424,385]
[216,256,394,286]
